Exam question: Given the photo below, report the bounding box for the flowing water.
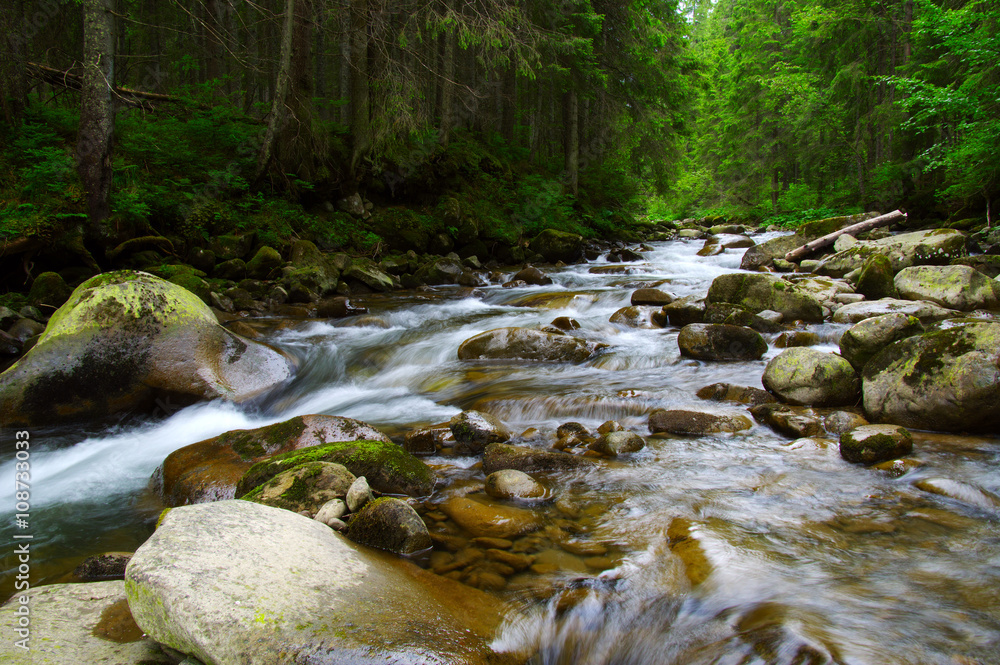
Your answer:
[2,236,999,664]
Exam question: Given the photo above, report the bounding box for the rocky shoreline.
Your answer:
[2,213,999,664]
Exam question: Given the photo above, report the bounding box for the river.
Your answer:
[1,235,998,663]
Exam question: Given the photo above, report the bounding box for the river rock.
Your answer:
[839,424,913,465]
[403,425,452,455]
[662,295,707,327]
[346,475,374,512]
[774,331,820,348]
[696,382,776,406]
[749,403,825,438]
[854,254,897,299]
[823,410,869,434]
[344,257,395,292]
[484,469,548,500]
[482,442,598,475]
[314,498,348,526]
[450,410,512,454]
[677,323,767,361]
[589,430,646,455]
[125,501,519,664]
[156,414,393,506]
[763,348,860,406]
[609,305,664,329]
[704,303,784,333]
[28,271,72,308]
[831,298,956,324]
[243,461,356,515]
[706,273,824,322]
[648,409,753,435]
[73,552,132,581]
[0,271,294,427]
[893,265,1000,311]
[440,495,543,539]
[816,229,968,277]
[513,266,553,286]
[861,322,1000,433]
[457,327,605,362]
[236,436,434,498]
[631,288,674,307]
[0,581,174,664]
[285,239,340,296]
[246,245,283,279]
[838,313,923,371]
[346,497,432,555]
[529,229,584,264]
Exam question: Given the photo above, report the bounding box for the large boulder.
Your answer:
[0,581,174,664]
[344,257,395,292]
[528,229,585,263]
[458,327,605,362]
[706,273,824,322]
[155,414,392,506]
[763,348,860,406]
[677,323,767,361]
[861,322,1000,433]
[125,501,520,664]
[832,298,956,324]
[838,313,923,371]
[236,436,434,498]
[817,229,968,277]
[0,271,293,427]
[893,265,1000,311]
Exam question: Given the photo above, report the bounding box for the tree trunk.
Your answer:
[0,0,27,127]
[784,210,907,262]
[563,89,579,196]
[78,0,116,236]
[348,0,370,183]
[254,0,296,184]
[439,1,456,144]
[339,1,351,126]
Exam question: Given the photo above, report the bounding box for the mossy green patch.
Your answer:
[217,416,308,461]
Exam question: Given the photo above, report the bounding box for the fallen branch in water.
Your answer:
[784,209,907,263]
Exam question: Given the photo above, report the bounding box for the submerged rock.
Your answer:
[482,442,598,475]
[484,469,548,500]
[589,430,647,455]
[440,495,543,539]
[458,327,605,363]
[0,271,294,427]
[696,382,776,406]
[648,409,753,435]
[125,501,519,664]
[861,322,1000,433]
[450,410,512,454]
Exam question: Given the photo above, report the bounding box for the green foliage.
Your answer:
[762,207,845,229]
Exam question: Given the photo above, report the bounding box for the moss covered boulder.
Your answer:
[739,213,878,271]
[528,228,585,264]
[763,348,860,406]
[155,414,391,506]
[28,271,73,308]
[243,461,356,515]
[839,424,913,465]
[246,245,283,279]
[237,438,434,498]
[345,497,432,556]
[677,323,767,361]
[817,229,968,278]
[838,313,922,371]
[893,265,1000,311]
[854,253,897,300]
[458,327,605,362]
[861,322,1000,432]
[0,271,294,427]
[343,257,395,292]
[707,273,824,322]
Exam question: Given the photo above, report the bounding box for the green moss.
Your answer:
[155,508,172,529]
[237,439,433,497]
[218,417,308,461]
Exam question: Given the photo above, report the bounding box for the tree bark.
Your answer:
[563,89,579,196]
[254,0,296,184]
[348,0,370,183]
[78,0,116,236]
[0,0,27,127]
[784,209,907,262]
[439,0,456,145]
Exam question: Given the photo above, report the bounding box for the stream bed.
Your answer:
[2,236,999,664]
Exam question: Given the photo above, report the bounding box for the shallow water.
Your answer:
[1,235,998,663]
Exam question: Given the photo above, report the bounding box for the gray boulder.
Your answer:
[763,348,860,406]
[832,298,956,324]
[817,229,968,277]
[707,273,824,322]
[839,313,923,371]
[126,501,518,664]
[862,322,1000,432]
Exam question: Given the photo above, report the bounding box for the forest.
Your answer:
[0,0,997,297]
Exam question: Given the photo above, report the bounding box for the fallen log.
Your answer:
[28,62,188,109]
[784,209,907,263]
